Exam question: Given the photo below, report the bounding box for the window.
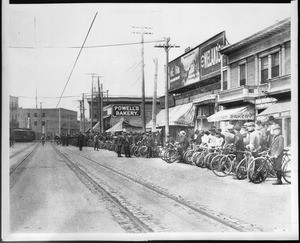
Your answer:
[223,70,228,90]
[261,56,268,84]
[27,113,30,117]
[239,64,246,86]
[42,121,45,126]
[34,121,37,126]
[42,113,45,117]
[271,52,279,78]
[34,113,37,117]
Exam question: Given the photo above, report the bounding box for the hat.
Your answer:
[179,131,186,136]
[273,124,281,130]
[234,125,241,131]
[269,116,275,121]
[247,122,255,127]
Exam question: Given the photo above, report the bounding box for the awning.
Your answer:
[257,101,291,119]
[207,105,255,122]
[106,119,142,133]
[146,103,195,128]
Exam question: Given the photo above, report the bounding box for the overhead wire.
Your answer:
[55,12,98,110]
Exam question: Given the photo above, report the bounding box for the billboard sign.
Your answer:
[169,48,200,91]
[200,33,225,79]
[112,105,141,116]
[168,32,225,92]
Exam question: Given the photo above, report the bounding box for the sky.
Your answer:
[3,2,295,116]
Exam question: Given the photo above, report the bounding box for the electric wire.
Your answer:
[55,12,98,110]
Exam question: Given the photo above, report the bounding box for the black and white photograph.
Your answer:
[2,1,298,241]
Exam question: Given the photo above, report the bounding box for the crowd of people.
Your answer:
[54,115,286,185]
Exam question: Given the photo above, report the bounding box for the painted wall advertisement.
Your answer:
[112,105,141,116]
[169,32,225,92]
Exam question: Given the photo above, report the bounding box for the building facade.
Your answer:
[216,17,291,147]
[86,96,161,132]
[18,108,79,139]
[9,95,19,131]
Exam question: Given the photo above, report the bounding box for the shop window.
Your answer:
[34,121,37,126]
[42,121,45,126]
[34,113,37,117]
[239,64,246,86]
[42,113,45,117]
[271,52,279,78]
[27,113,30,117]
[285,42,291,74]
[223,70,228,90]
[260,56,268,84]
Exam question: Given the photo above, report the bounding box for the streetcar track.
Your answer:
[10,142,38,159]
[52,144,154,233]
[60,146,262,232]
[10,142,40,188]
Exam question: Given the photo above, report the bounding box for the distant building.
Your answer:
[9,95,19,131]
[86,96,161,132]
[18,108,79,139]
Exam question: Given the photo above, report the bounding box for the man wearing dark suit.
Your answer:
[77,132,85,151]
[123,132,131,158]
[115,133,124,157]
[269,124,285,185]
[233,125,245,163]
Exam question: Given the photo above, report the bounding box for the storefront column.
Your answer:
[281,43,286,75]
[254,54,259,85]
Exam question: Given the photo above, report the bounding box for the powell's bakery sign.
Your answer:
[112,105,141,116]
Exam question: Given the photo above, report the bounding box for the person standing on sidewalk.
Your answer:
[123,132,131,158]
[93,133,99,151]
[77,132,85,151]
[269,124,285,185]
[146,133,155,158]
[115,132,124,157]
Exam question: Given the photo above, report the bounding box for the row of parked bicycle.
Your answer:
[81,139,291,185]
[158,142,291,184]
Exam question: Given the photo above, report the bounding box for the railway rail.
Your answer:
[54,145,263,232]
[10,142,38,159]
[10,142,40,188]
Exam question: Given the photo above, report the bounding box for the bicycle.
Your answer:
[247,151,291,184]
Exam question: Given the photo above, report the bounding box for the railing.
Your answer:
[218,85,259,104]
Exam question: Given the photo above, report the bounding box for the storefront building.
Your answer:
[150,32,227,140]
[215,17,291,147]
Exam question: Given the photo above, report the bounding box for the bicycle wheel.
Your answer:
[139,146,148,157]
[282,158,291,184]
[195,151,207,168]
[247,157,268,184]
[210,154,225,171]
[185,150,194,165]
[205,152,218,170]
[212,155,233,177]
[191,151,201,165]
[235,157,249,180]
[166,150,178,163]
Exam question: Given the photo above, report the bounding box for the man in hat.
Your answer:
[269,124,285,185]
[223,124,235,145]
[233,124,245,163]
[266,115,279,148]
[146,133,155,158]
[207,127,217,148]
[215,129,224,147]
[245,122,263,157]
[195,130,204,145]
[177,130,189,158]
[123,132,131,158]
[115,132,124,157]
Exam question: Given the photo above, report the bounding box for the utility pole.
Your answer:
[79,100,82,132]
[155,37,180,143]
[152,58,158,134]
[58,107,61,136]
[100,84,104,133]
[82,94,85,133]
[40,102,43,137]
[94,75,104,133]
[131,26,153,132]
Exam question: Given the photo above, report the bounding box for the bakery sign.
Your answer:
[112,105,141,116]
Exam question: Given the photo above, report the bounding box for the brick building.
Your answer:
[18,108,79,139]
[86,96,161,132]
